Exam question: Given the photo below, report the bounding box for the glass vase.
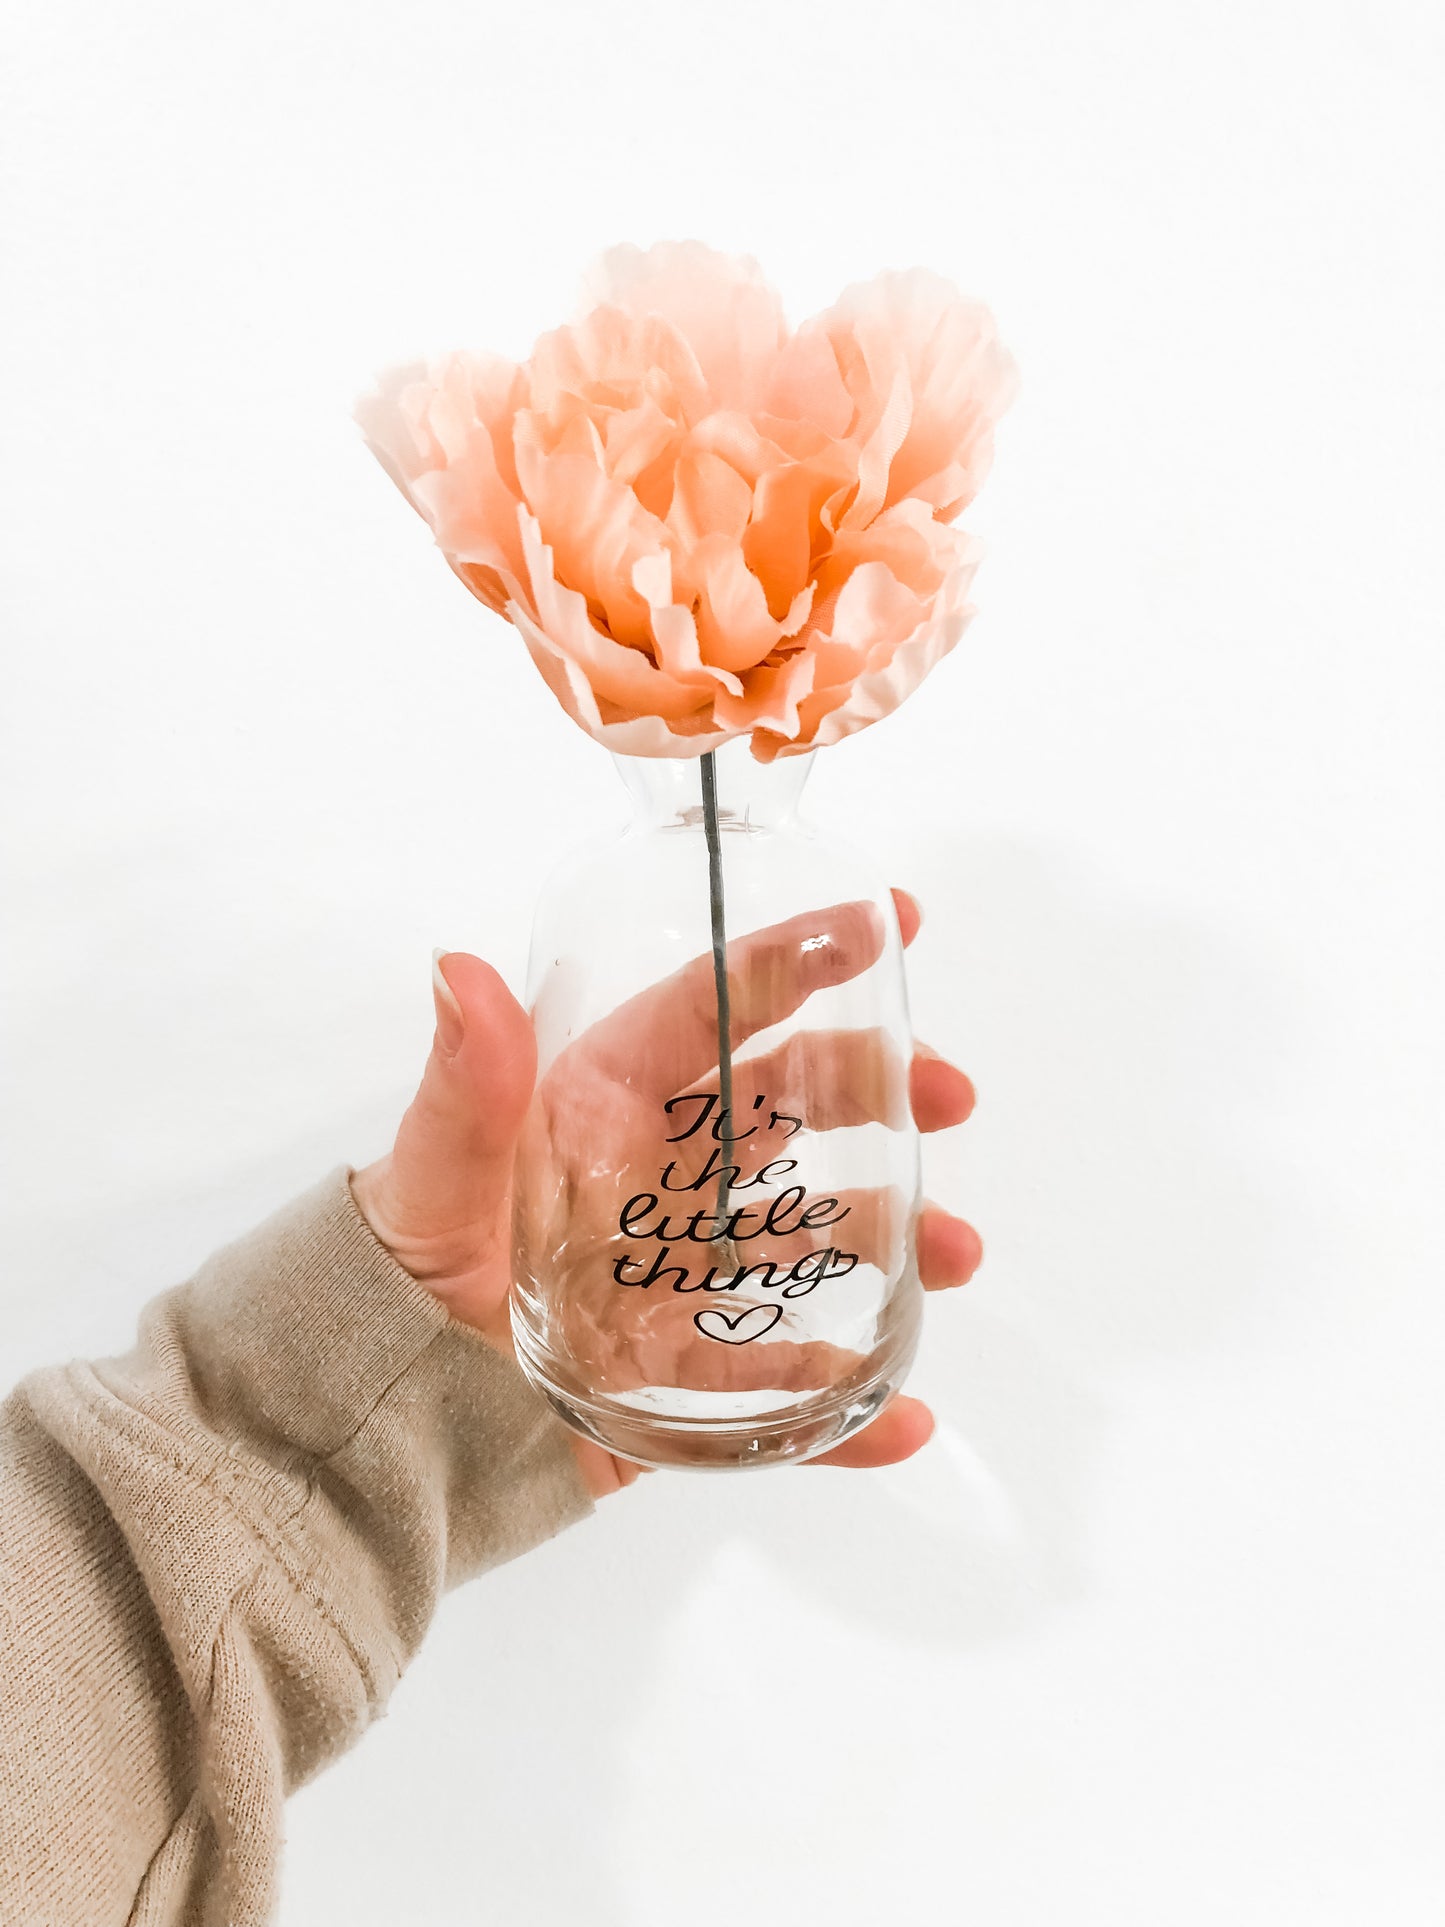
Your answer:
[509,737,923,1470]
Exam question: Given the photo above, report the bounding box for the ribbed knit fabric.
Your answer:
[0,1169,595,1926]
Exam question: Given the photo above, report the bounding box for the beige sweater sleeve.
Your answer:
[0,1168,595,1927]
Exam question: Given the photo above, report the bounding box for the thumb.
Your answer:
[375,950,538,1259]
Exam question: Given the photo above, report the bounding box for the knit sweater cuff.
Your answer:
[98,1166,596,1578]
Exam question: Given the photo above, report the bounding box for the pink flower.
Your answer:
[357,242,1016,760]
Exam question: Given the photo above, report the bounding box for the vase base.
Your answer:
[511,1334,917,1471]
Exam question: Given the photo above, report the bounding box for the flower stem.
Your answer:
[699,750,736,1247]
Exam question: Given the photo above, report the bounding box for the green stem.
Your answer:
[699,750,735,1245]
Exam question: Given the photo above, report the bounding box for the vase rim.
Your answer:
[610,739,814,828]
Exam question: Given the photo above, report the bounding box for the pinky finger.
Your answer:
[808,1394,936,1468]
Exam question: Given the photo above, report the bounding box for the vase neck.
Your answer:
[612,739,814,831]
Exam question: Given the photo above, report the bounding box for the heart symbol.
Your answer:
[693,1304,783,1345]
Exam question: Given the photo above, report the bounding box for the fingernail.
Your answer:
[431,949,464,1056]
[896,888,923,928]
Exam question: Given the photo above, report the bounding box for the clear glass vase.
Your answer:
[509,737,923,1470]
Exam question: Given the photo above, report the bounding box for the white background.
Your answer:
[3,2,1443,1922]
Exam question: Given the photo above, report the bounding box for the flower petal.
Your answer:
[357,248,1014,765]
[631,551,744,698]
[602,395,684,495]
[667,447,754,549]
[579,240,788,412]
[357,353,528,586]
[529,306,711,431]
[839,362,913,532]
[742,457,845,617]
[712,648,816,739]
[814,270,1018,525]
[513,443,669,648]
[763,325,855,440]
[515,508,708,721]
[686,536,797,674]
[752,546,980,759]
[511,594,737,759]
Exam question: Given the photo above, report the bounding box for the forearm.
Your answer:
[0,1169,593,1927]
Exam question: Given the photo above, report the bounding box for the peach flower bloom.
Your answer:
[357,242,1016,760]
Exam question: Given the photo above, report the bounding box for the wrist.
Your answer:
[349,1165,637,1499]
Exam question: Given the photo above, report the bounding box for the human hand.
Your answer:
[351,890,981,1496]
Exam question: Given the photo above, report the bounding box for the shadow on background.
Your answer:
[270,831,1319,1924]
[0,833,1319,1924]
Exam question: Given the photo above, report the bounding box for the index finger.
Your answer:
[575,897,886,1101]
